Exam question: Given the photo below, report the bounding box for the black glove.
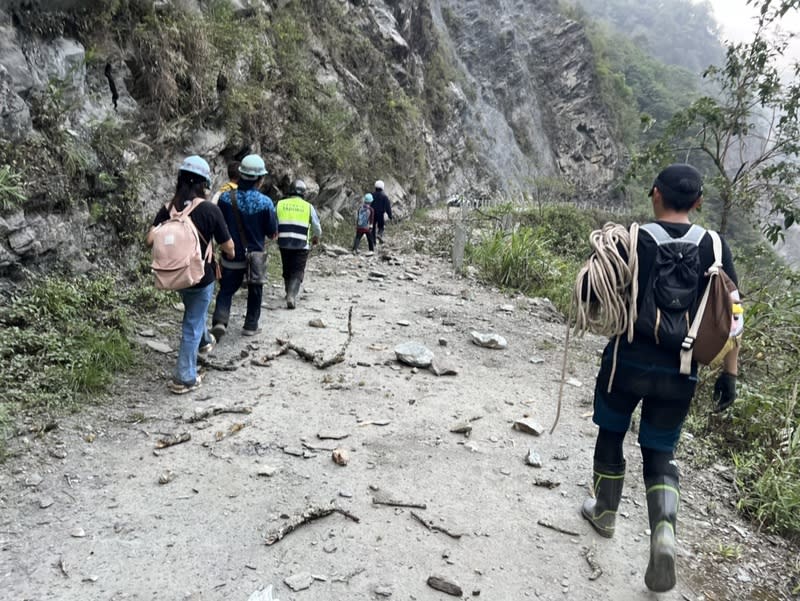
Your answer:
[713,372,737,413]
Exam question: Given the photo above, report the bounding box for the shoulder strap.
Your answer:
[230,189,249,252]
[639,222,670,244]
[708,229,723,267]
[679,229,723,375]
[640,222,706,246]
[170,197,202,219]
[680,224,706,245]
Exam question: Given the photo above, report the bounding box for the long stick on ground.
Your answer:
[264,505,360,546]
[263,306,354,369]
[372,495,427,510]
[537,519,580,537]
[410,511,463,539]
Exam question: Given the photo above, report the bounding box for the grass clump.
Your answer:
[464,204,595,309]
[0,165,25,211]
[0,274,146,453]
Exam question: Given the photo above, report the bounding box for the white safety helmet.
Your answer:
[374,180,384,190]
[179,155,211,185]
[239,154,268,178]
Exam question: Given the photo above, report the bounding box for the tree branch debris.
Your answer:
[583,545,603,580]
[264,505,360,546]
[185,406,253,423]
[155,432,191,449]
[256,306,354,369]
[372,495,427,510]
[410,511,463,539]
[537,519,580,537]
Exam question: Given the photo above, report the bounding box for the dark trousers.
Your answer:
[371,216,386,241]
[212,267,263,331]
[352,231,374,252]
[279,248,309,287]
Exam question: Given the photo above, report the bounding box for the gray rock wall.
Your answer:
[0,0,624,275]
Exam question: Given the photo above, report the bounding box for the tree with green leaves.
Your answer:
[634,0,800,240]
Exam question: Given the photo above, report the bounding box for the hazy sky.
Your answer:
[703,0,800,67]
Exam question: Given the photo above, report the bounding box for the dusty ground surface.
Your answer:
[1,223,798,601]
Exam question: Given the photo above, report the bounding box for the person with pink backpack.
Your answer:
[147,156,235,394]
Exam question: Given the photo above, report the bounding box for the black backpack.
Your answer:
[634,223,707,351]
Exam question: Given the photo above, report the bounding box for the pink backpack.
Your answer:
[151,199,212,290]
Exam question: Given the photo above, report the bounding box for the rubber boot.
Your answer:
[644,475,679,593]
[286,277,301,309]
[581,460,626,538]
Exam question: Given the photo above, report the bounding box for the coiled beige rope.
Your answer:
[573,222,640,340]
[550,222,640,434]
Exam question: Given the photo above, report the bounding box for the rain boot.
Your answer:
[581,460,626,538]
[286,277,301,309]
[644,475,679,592]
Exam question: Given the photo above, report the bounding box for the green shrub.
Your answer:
[0,166,25,210]
[467,225,577,309]
[0,275,140,451]
[688,242,800,537]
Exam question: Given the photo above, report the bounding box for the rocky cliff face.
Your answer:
[0,0,624,275]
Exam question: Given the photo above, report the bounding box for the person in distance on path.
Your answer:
[370,179,392,243]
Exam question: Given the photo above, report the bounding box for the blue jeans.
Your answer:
[175,281,215,385]
[211,267,263,331]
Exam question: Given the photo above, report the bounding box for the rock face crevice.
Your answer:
[0,0,624,275]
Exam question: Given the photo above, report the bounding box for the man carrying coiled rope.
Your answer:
[575,164,740,593]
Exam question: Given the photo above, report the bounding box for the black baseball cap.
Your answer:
[648,163,703,209]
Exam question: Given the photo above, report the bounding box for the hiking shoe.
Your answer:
[241,327,262,337]
[210,323,227,340]
[168,374,202,395]
[199,334,216,354]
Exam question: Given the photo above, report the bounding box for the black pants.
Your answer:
[279,247,309,287]
[212,267,262,331]
[353,231,374,252]
[371,216,385,241]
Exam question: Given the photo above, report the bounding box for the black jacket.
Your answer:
[372,190,392,221]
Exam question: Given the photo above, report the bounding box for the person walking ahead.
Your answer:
[210,161,239,205]
[211,154,277,338]
[276,179,322,309]
[146,155,234,394]
[352,193,375,253]
[580,164,740,593]
[371,179,392,243]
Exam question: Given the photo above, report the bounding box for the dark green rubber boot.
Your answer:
[286,277,301,309]
[644,475,680,592]
[581,461,626,538]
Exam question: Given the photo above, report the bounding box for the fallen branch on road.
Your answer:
[155,432,191,449]
[372,495,427,510]
[258,306,354,369]
[410,511,463,539]
[264,505,360,546]
[537,519,580,537]
[583,545,603,580]
[185,406,253,423]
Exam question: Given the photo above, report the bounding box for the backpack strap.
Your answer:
[230,189,250,253]
[679,229,722,375]
[681,224,707,245]
[640,222,669,244]
[640,222,706,245]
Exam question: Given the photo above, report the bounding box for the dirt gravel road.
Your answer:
[1,238,796,601]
